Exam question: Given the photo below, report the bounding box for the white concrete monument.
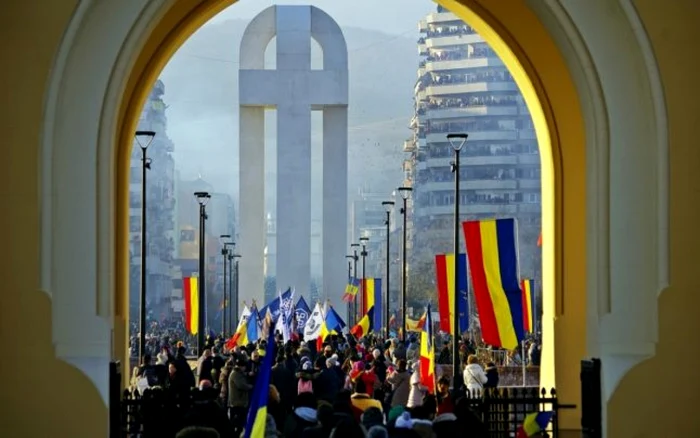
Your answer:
[238,6,348,308]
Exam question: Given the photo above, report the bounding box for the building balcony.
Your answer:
[519,129,537,140]
[418,204,519,216]
[424,57,504,72]
[425,33,484,48]
[425,81,518,97]
[418,19,427,32]
[426,105,520,119]
[426,155,519,167]
[421,179,520,192]
[404,139,416,152]
[418,43,428,56]
[426,130,518,143]
[518,153,540,165]
[417,137,427,149]
[518,179,541,190]
[425,12,461,24]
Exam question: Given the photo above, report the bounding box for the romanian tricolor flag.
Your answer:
[243,331,276,438]
[419,305,435,394]
[516,411,554,438]
[463,218,524,350]
[362,278,383,330]
[342,278,361,302]
[521,279,535,333]
[435,254,468,335]
[183,276,199,335]
[350,306,374,339]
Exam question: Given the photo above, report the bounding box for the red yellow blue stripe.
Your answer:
[435,253,468,335]
[350,306,374,338]
[183,277,199,335]
[362,278,382,330]
[419,304,435,394]
[521,279,534,333]
[463,218,524,350]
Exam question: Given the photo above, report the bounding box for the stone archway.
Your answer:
[40,0,667,435]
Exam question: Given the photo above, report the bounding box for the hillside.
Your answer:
[160,18,419,205]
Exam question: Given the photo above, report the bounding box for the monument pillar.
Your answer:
[239,5,348,306]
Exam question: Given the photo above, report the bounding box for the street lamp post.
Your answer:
[194,191,211,354]
[359,236,369,318]
[220,235,231,337]
[397,186,412,342]
[225,242,235,334]
[350,243,360,325]
[135,130,155,364]
[382,201,395,338]
[448,132,468,391]
[345,255,354,324]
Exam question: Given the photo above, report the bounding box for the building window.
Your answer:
[525,193,541,204]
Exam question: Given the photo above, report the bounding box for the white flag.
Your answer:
[304,303,324,339]
[236,305,251,332]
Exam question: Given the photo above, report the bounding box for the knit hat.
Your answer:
[394,412,413,429]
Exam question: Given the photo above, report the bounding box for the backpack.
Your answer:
[298,378,313,394]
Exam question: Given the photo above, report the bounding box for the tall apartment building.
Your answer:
[406,6,542,280]
[129,80,177,318]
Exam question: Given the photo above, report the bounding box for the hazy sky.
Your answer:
[208,0,438,34]
[164,0,439,196]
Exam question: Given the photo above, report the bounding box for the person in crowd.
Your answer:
[463,354,488,397]
[484,361,499,389]
[268,384,286,435]
[350,379,383,421]
[300,403,339,438]
[217,357,234,405]
[196,348,213,385]
[329,415,367,438]
[436,376,454,415]
[283,391,318,438]
[137,354,159,387]
[314,356,343,403]
[437,341,452,365]
[297,361,317,395]
[271,353,296,414]
[386,358,411,408]
[407,363,427,409]
[210,346,225,385]
[361,406,385,431]
[227,357,252,434]
[173,345,195,393]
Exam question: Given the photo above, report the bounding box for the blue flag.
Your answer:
[260,288,293,323]
[294,296,312,332]
[243,331,276,437]
[325,306,346,332]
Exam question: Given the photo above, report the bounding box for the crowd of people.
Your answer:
[128,328,545,438]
